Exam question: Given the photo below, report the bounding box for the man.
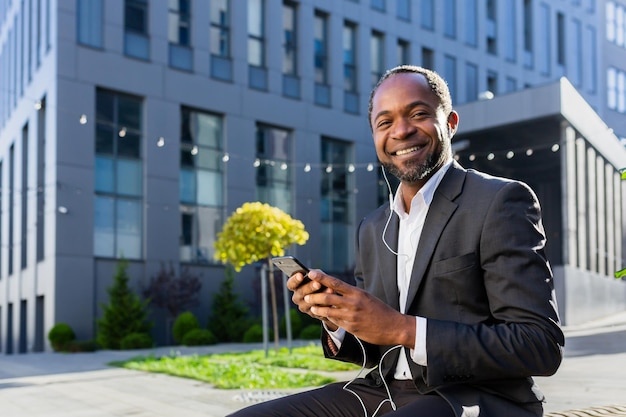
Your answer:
[229,66,564,417]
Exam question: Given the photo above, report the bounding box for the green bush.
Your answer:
[66,339,99,353]
[48,323,76,351]
[279,308,303,338]
[243,324,274,343]
[96,259,152,350]
[120,333,153,350]
[172,311,200,344]
[181,329,217,346]
[208,266,251,342]
[299,324,321,340]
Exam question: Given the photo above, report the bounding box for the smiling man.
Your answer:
[228,66,564,417]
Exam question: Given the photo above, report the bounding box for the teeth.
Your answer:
[395,146,421,156]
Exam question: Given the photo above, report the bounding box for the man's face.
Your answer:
[370,73,458,186]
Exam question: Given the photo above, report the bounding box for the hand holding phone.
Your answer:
[272,255,328,294]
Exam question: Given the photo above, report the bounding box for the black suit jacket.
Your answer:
[323,162,564,417]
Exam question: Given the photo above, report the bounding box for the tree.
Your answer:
[208,265,250,342]
[96,259,152,350]
[214,202,309,350]
[142,263,202,342]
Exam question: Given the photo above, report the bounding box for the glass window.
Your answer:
[320,138,353,273]
[465,0,478,46]
[397,39,410,66]
[283,1,297,75]
[343,22,357,92]
[168,0,190,45]
[420,0,434,30]
[94,196,115,257]
[256,124,292,214]
[371,0,385,12]
[572,19,582,86]
[343,21,359,113]
[168,0,192,70]
[486,0,498,55]
[585,25,597,93]
[421,47,434,69]
[557,12,565,66]
[504,0,516,61]
[370,31,384,87]
[539,2,550,75]
[397,0,410,20]
[611,3,625,47]
[465,62,478,103]
[505,76,517,93]
[94,89,143,259]
[210,0,230,57]
[444,55,456,104]
[124,0,149,60]
[314,11,328,84]
[179,108,224,264]
[487,70,498,95]
[77,0,103,48]
[618,70,626,113]
[523,0,533,52]
[116,199,142,259]
[607,2,616,43]
[248,0,264,67]
[444,0,456,38]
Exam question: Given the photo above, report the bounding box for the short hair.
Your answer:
[368,65,453,129]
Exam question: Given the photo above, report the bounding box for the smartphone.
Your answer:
[272,255,309,277]
[272,256,326,293]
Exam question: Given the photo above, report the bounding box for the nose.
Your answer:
[390,117,415,140]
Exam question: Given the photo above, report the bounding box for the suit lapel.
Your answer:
[405,163,466,308]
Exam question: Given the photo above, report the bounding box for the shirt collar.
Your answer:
[392,158,453,216]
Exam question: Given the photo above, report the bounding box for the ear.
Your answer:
[447,111,459,136]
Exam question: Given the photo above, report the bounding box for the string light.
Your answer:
[3,92,578,176]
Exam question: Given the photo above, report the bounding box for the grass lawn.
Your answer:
[111,344,361,389]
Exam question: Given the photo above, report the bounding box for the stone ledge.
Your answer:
[545,404,626,416]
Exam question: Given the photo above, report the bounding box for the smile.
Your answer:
[393,145,423,156]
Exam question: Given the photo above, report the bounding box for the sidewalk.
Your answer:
[1,313,625,417]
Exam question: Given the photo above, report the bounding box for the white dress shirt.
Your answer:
[327,159,453,380]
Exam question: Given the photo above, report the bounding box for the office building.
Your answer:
[0,0,624,352]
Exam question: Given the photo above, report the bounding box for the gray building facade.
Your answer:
[0,0,625,353]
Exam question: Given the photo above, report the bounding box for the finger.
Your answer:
[307,270,351,293]
[286,272,306,291]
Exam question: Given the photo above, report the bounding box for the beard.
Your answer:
[382,142,449,184]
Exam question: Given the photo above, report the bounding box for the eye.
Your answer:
[376,119,391,129]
